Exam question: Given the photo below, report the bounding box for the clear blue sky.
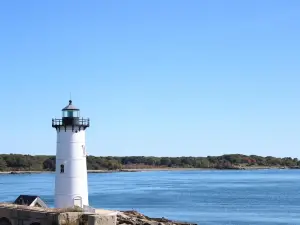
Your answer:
[0,0,299,158]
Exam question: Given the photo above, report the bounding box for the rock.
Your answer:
[143,222,152,225]
[117,210,197,225]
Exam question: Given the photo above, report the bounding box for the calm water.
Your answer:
[0,170,300,225]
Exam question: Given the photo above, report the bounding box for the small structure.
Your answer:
[52,100,90,208]
[13,195,48,208]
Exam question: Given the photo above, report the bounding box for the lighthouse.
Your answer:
[52,100,90,208]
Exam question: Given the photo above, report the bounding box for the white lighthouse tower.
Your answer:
[52,100,90,208]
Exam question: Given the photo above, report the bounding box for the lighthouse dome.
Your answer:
[62,100,79,111]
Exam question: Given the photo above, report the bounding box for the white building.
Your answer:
[52,100,90,208]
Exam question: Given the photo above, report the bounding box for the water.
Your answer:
[1,169,300,225]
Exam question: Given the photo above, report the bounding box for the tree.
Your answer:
[160,157,172,167]
[199,158,210,168]
[43,157,56,171]
[0,157,7,171]
[146,157,157,166]
[0,154,299,171]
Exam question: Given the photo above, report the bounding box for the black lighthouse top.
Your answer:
[62,100,80,118]
[52,100,90,131]
[62,100,79,110]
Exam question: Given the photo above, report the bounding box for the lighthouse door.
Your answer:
[73,196,82,208]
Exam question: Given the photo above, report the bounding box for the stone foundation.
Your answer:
[0,204,117,225]
[0,204,197,225]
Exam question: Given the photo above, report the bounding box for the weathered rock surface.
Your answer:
[117,210,197,225]
[0,203,196,225]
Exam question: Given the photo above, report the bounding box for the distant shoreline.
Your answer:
[0,166,298,174]
[1,154,299,173]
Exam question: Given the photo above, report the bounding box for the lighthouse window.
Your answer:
[60,164,65,173]
[82,145,85,156]
[62,110,79,118]
[67,110,73,117]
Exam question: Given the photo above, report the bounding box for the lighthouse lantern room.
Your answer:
[52,100,90,208]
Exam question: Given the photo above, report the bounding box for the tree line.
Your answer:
[0,154,299,171]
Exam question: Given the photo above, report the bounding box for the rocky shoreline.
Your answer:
[118,210,196,225]
[0,203,195,225]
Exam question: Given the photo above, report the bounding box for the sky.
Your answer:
[0,0,299,158]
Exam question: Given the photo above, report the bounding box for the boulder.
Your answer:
[117,211,197,225]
